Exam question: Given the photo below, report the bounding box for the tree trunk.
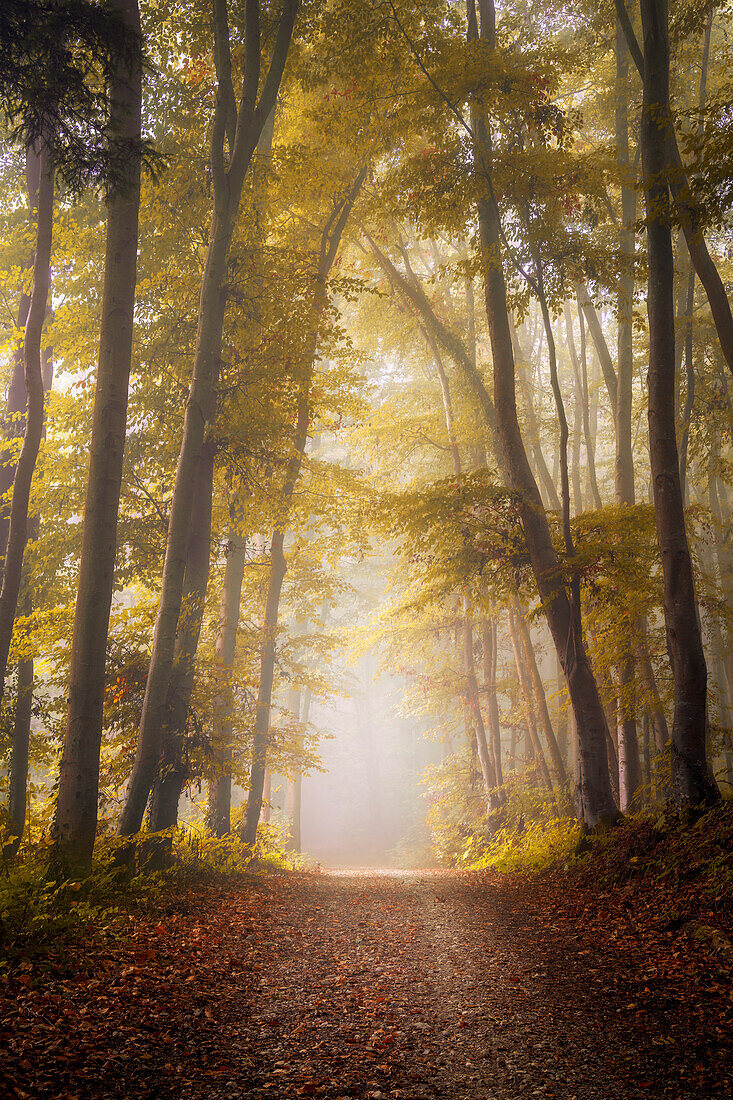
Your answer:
[207,530,247,837]
[241,162,367,846]
[510,318,560,510]
[462,607,499,811]
[639,0,718,805]
[118,0,299,840]
[6,641,33,857]
[468,0,617,826]
[148,440,216,832]
[52,0,142,875]
[575,281,618,421]
[481,620,503,789]
[564,302,601,510]
[613,18,643,810]
[0,146,53,703]
[511,596,571,811]
[507,607,555,798]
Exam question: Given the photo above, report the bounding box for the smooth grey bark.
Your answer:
[462,603,500,811]
[637,0,718,805]
[564,302,601,510]
[678,16,711,501]
[425,327,500,812]
[507,606,555,798]
[511,595,571,811]
[0,146,54,703]
[467,0,617,826]
[480,619,503,789]
[6,587,33,857]
[614,14,642,809]
[118,0,299,838]
[575,281,618,421]
[52,0,142,874]
[510,319,561,511]
[615,0,733,383]
[207,529,247,837]
[148,441,216,832]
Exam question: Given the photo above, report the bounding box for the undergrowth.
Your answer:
[0,821,300,966]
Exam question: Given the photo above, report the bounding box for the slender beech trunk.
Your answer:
[507,607,555,798]
[151,104,278,835]
[241,164,367,846]
[564,302,601,510]
[467,0,617,826]
[511,596,571,810]
[52,0,142,874]
[291,681,315,851]
[571,355,583,515]
[510,318,561,510]
[207,530,247,836]
[242,383,314,847]
[6,597,33,857]
[615,15,643,809]
[3,147,44,856]
[575,281,618,420]
[0,147,53,702]
[462,606,499,810]
[678,17,711,500]
[427,326,499,812]
[283,686,301,850]
[615,1,733,379]
[148,442,216,831]
[481,620,503,789]
[638,0,718,805]
[634,627,670,753]
[118,0,299,838]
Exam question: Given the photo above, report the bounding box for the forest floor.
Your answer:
[2,857,733,1100]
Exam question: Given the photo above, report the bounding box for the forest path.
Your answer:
[3,868,732,1099]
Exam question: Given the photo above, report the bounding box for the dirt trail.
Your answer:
[3,869,731,1099]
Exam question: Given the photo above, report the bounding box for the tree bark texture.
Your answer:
[118,0,299,838]
[639,0,718,805]
[53,0,143,874]
[469,0,617,825]
[148,441,216,832]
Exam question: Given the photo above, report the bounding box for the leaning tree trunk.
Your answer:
[639,0,718,805]
[0,146,54,702]
[52,0,143,876]
[468,0,617,825]
[117,0,299,840]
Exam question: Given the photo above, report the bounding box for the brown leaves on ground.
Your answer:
[1,859,732,1099]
